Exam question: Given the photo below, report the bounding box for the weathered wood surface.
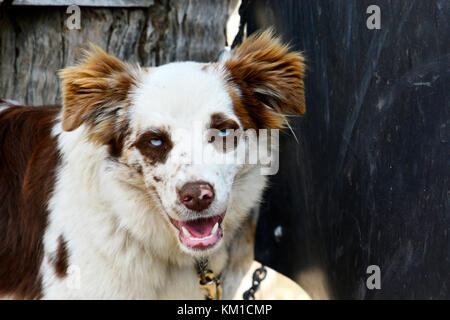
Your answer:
[12,0,155,6]
[0,0,233,105]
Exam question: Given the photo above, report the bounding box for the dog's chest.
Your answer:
[41,244,206,299]
[41,192,206,299]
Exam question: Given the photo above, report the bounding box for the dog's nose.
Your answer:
[179,182,214,212]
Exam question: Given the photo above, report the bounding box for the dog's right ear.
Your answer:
[59,46,140,133]
[223,30,306,129]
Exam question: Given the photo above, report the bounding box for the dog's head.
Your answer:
[59,31,305,255]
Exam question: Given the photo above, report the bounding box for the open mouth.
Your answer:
[169,212,225,250]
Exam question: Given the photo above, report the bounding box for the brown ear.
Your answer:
[224,30,306,129]
[59,45,139,134]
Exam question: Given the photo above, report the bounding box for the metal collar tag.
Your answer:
[197,259,222,300]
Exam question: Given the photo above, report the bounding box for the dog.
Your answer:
[0,31,309,299]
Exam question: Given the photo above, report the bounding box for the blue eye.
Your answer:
[150,139,162,146]
[219,129,229,137]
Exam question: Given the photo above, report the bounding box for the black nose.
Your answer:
[179,181,214,212]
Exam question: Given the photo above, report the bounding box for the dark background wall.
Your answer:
[240,0,449,299]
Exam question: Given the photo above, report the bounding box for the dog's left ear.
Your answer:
[223,30,306,129]
[59,46,139,135]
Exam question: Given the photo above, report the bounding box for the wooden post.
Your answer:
[0,0,234,105]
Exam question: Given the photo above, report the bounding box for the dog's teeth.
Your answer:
[182,226,191,237]
[211,222,219,235]
[183,222,220,241]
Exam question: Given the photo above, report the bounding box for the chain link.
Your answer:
[243,265,267,300]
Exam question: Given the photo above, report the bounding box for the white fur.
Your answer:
[39,62,268,299]
[128,62,248,224]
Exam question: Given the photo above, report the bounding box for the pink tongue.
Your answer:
[180,216,219,238]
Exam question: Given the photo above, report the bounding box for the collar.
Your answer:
[196,258,222,300]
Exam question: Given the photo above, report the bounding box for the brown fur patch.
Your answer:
[224,30,306,129]
[52,235,69,278]
[0,105,61,299]
[208,112,240,151]
[210,113,240,132]
[59,45,139,156]
[107,119,130,158]
[133,163,143,175]
[132,129,173,165]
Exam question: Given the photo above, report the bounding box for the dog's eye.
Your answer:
[150,139,163,146]
[218,129,229,137]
